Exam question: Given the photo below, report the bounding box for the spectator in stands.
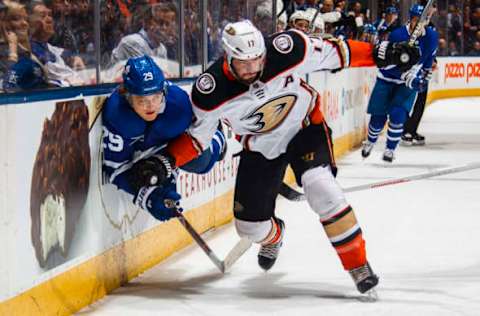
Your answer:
[0,0,5,20]
[335,0,346,13]
[153,2,179,61]
[465,7,480,46]
[110,5,168,66]
[1,1,31,60]
[437,37,448,56]
[253,2,275,36]
[447,4,463,49]
[1,1,47,92]
[448,40,460,56]
[28,2,83,86]
[49,0,93,70]
[321,0,334,13]
[468,41,480,56]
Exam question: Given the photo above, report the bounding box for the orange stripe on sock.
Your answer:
[262,219,281,245]
[334,233,367,271]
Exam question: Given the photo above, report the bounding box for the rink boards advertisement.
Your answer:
[429,57,480,102]
[1,57,479,316]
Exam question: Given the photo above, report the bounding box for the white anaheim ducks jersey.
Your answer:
[190,29,351,160]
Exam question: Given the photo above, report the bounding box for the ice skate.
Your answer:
[349,262,379,296]
[382,149,395,162]
[258,218,285,271]
[412,133,425,146]
[361,141,374,158]
[401,133,414,146]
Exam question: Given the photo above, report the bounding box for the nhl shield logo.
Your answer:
[196,73,216,94]
[273,34,294,54]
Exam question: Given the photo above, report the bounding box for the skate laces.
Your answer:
[384,149,394,158]
[259,219,284,259]
[349,264,373,283]
[259,240,282,259]
[362,141,374,152]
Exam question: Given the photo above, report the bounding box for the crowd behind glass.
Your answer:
[0,0,479,94]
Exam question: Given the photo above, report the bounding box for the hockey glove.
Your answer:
[134,182,181,221]
[373,41,420,72]
[402,69,429,92]
[421,68,433,81]
[128,153,175,192]
[213,123,227,162]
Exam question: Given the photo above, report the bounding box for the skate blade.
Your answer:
[358,288,378,302]
[412,141,425,146]
[400,141,413,147]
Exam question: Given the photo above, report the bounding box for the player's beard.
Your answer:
[239,72,262,85]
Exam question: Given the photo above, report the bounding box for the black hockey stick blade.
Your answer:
[279,182,305,201]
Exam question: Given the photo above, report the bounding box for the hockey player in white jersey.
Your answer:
[159,20,419,294]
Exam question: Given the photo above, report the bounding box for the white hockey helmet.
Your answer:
[289,10,311,25]
[222,20,266,63]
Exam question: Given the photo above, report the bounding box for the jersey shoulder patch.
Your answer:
[191,58,249,111]
[195,73,217,95]
[262,30,307,81]
[272,33,295,54]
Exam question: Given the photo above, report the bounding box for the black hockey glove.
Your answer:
[373,41,421,72]
[128,153,175,192]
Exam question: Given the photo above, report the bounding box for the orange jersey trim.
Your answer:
[347,40,375,68]
[167,133,202,167]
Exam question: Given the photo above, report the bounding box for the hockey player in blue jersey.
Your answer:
[362,4,438,162]
[374,6,400,41]
[102,55,226,221]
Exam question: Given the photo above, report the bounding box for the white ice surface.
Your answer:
[78,97,480,316]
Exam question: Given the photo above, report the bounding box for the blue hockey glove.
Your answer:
[421,68,433,81]
[134,181,181,221]
[212,125,227,162]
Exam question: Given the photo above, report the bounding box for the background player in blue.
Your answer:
[374,6,401,41]
[102,55,226,221]
[362,4,438,162]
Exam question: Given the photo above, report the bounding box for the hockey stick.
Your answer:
[409,0,435,46]
[222,237,253,272]
[165,199,253,273]
[279,182,306,201]
[233,150,304,202]
[276,162,480,198]
[343,162,480,193]
[164,200,225,273]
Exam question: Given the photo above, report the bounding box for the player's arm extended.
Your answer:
[298,30,420,73]
[167,104,221,168]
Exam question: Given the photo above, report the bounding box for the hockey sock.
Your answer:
[387,106,408,150]
[261,218,283,245]
[321,205,367,271]
[367,115,387,143]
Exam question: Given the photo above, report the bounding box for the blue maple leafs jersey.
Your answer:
[102,83,192,195]
[378,25,438,84]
